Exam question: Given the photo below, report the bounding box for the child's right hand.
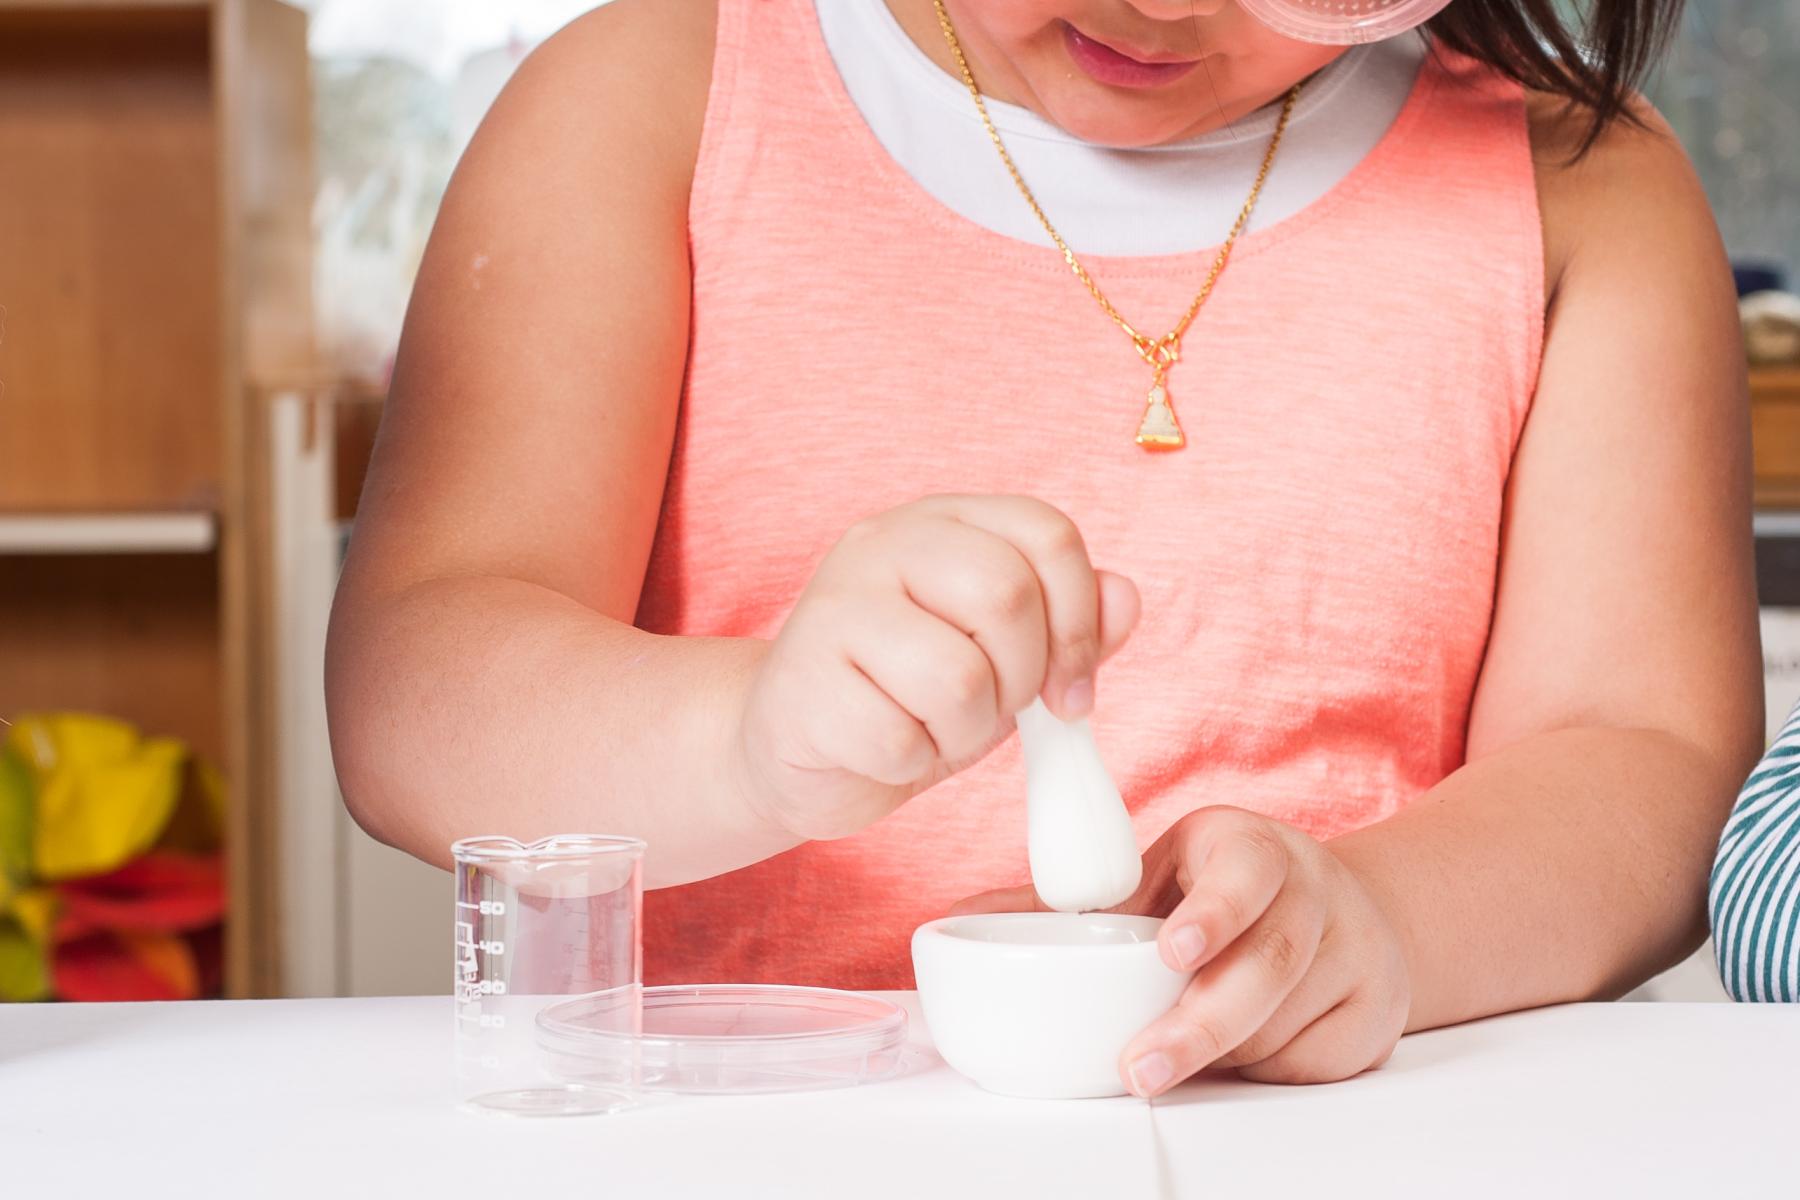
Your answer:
[734,495,1140,841]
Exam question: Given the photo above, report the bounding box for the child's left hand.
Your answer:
[950,807,1412,1094]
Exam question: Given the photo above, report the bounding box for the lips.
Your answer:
[1061,23,1204,90]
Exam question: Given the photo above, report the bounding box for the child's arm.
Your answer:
[1710,710,1800,1002]
[324,2,764,883]
[324,2,1129,885]
[1332,94,1762,1031]
[963,97,1763,1091]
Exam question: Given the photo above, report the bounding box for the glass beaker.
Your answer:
[451,834,644,1116]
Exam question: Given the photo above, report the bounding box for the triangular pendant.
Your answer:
[1135,383,1184,450]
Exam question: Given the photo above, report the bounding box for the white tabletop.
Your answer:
[3,994,1794,1197]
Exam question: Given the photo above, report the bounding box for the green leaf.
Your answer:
[0,916,49,1002]
[0,745,33,909]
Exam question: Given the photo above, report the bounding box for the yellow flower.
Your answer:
[6,714,186,882]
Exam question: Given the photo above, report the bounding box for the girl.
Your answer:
[326,0,1762,1094]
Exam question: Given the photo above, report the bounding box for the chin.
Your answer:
[1033,81,1243,148]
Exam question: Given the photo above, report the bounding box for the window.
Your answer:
[1650,0,1800,282]
[295,0,606,380]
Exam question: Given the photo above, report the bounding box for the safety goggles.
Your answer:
[1238,0,1455,44]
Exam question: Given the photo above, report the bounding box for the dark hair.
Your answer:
[1427,0,1686,151]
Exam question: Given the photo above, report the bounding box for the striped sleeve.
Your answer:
[1710,702,1800,1003]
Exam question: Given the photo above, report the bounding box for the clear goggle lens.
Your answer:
[1237,0,1456,45]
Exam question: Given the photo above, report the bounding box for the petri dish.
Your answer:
[537,984,909,1095]
[466,1083,636,1119]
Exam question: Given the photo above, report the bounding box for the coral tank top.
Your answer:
[636,0,1544,988]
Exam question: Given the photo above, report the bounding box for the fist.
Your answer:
[956,807,1412,1091]
[734,495,1139,840]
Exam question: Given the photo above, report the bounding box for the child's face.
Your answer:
[933,1,1341,146]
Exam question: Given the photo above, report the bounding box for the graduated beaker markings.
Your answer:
[450,835,647,1115]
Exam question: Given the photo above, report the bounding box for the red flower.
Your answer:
[50,853,225,1002]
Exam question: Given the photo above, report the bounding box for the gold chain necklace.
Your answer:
[931,0,1300,450]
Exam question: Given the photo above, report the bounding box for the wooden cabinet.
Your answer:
[1753,368,1800,509]
[0,0,314,996]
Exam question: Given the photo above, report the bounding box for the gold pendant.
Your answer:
[1135,383,1184,450]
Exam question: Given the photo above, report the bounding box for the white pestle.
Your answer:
[1015,698,1142,913]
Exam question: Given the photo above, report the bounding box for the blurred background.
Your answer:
[0,0,1794,1004]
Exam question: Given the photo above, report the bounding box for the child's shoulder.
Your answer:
[528,0,718,83]
[474,0,718,189]
[414,0,720,340]
[1524,89,1713,301]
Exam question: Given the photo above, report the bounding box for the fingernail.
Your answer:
[1063,677,1094,717]
[1129,1051,1175,1098]
[1169,924,1207,970]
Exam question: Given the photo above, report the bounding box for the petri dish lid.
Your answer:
[537,984,909,1095]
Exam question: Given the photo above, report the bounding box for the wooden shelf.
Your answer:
[0,511,217,555]
[1751,368,1800,510]
[0,0,314,998]
[0,554,224,767]
[1753,368,1800,397]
